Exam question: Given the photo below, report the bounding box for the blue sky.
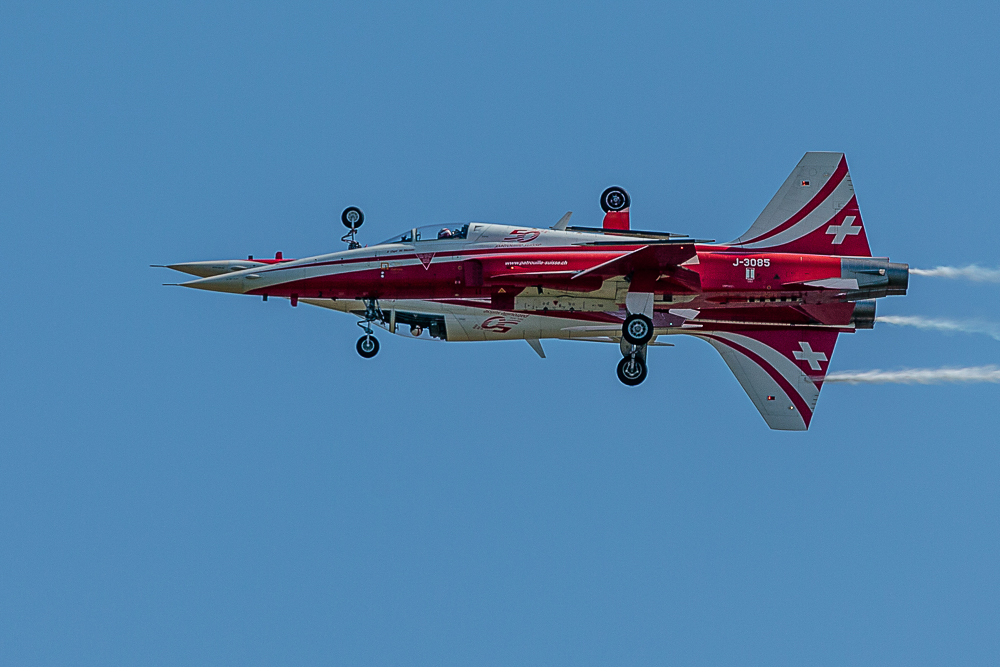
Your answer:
[3,1,1000,664]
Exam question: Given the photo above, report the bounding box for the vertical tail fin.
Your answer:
[696,328,840,431]
[731,152,872,257]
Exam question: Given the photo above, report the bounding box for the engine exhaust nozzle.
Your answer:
[851,300,876,329]
[887,262,909,295]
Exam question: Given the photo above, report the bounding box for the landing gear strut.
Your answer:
[356,297,384,358]
[617,338,648,386]
[618,292,653,384]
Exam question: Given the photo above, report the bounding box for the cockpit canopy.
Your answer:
[379,223,470,245]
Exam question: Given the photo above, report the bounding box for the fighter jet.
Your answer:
[162,153,907,430]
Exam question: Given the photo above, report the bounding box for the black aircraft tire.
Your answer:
[617,356,648,386]
[600,186,630,213]
[356,335,379,358]
[622,314,653,345]
[341,206,365,229]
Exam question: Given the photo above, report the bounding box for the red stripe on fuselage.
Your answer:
[239,243,844,307]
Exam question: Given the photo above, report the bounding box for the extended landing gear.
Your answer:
[617,355,647,386]
[341,206,365,250]
[618,292,653,385]
[622,313,653,345]
[617,338,648,386]
[355,297,384,358]
[357,335,379,358]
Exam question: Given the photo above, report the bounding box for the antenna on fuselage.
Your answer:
[341,206,364,249]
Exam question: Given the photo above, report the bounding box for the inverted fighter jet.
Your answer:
[162,152,908,430]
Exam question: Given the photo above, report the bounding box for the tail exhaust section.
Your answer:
[835,257,909,299]
[851,300,877,329]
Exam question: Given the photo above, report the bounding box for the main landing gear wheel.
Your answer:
[355,297,384,358]
[617,356,647,386]
[600,186,630,212]
[357,335,379,358]
[622,314,653,345]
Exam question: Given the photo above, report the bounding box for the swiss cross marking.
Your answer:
[792,341,828,371]
[826,216,862,244]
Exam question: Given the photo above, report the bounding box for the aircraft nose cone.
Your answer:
[163,260,264,278]
[180,273,254,294]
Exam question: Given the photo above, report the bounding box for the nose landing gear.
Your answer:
[357,335,379,358]
[341,206,364,250]
[355,297,384,358]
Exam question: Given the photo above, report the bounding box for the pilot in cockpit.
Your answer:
[437,227,454,239]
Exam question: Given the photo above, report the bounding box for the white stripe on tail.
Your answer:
[731,152,872,257]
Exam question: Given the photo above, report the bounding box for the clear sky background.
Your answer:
[3,2,1000,664]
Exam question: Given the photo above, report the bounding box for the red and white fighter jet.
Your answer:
[164,153,908,430]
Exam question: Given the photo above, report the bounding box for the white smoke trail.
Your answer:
[910,265,1000,282]
[877,315,1000,341]
[826,366,1000,384]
